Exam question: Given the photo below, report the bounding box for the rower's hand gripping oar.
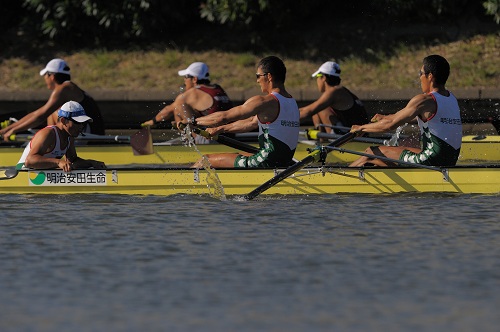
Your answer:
[244,131,358,200]
[178,122,259,154]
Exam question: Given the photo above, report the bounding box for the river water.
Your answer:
[0,193,499,331]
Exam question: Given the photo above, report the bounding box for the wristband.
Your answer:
[152,118,158,125]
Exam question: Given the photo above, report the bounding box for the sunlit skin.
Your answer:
[24,118,106,172]
[299,74,358,133]
[142,75,218,127]
[349,65,448,166]
[189,66,291,168]
[0,73,89,141]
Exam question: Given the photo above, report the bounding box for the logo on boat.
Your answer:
[29,171,46,185]
[28,170,107,186]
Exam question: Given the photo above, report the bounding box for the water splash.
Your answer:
[197,156,226,201]
[179,125,226,201]
[383,123,408,146]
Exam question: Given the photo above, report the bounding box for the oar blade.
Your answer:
[244,131,357,200]
[131,126,154,155]
[0,168,19,180]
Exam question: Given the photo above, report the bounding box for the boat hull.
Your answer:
[1,135,499,167]
[1,165,499,196]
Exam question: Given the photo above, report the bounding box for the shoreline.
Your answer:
[1,87,499,102]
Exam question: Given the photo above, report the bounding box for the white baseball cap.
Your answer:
[311,61,341,77]
[40,58,71,76]
[178,62,209,79]
[57,101,93,123]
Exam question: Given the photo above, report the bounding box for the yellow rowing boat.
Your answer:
[1,164,499,196]
[1,135,499,167]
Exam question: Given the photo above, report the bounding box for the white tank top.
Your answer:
[258,92,300,150]
[417,91,462,150]
[17,126,70,169]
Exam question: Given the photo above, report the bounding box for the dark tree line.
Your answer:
[1,0,498,58]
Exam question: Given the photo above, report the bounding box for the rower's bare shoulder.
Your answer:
[407,93,434,107]
[244,94,274,105]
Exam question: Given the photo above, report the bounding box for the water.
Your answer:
[383,124,408,146]
[1,193,499,332]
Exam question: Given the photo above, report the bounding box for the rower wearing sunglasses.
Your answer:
[299,61,369,135]
[188,56,300,169]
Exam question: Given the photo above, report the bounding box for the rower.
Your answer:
[0,58,105,142]
[141,62,233,144]
[17,101,106,171]
[189,56,300,169]
[299,61,370,135]
[349,54,462,167]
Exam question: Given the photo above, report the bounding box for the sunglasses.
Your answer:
[66,118,85,125]
[184,75,194,79]
[255,72,268,79]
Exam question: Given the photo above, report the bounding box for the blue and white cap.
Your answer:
[57,101,93,123]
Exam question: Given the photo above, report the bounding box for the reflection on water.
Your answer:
[0,193,499,331]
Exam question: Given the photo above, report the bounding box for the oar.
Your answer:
[244,131,357,200]
[303,129,389,145]
[317,124,408,139]
[2,131,153,157]
[178,123,259,154]
[77,133,131,142]
[317,124,352,132]
[327,146,443,171]
[0,168,19,180]
[193,127,259,154]
[2,133,131,143]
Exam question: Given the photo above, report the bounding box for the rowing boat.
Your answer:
[1,164,499,196]
[1,135,499,167]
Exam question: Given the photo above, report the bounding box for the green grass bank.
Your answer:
[1,34,498,94]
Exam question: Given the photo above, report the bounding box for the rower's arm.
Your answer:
[7,88,68,134]
[299,91,335,120]
[207,116,258,136]
[352,94,431,133]
[196,95,272,127]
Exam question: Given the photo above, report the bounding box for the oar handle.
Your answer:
[0,134,33,142]
[178,122,259,154]
[195,127,259,154]
[305,128,407,142]
[317,124,352,132]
